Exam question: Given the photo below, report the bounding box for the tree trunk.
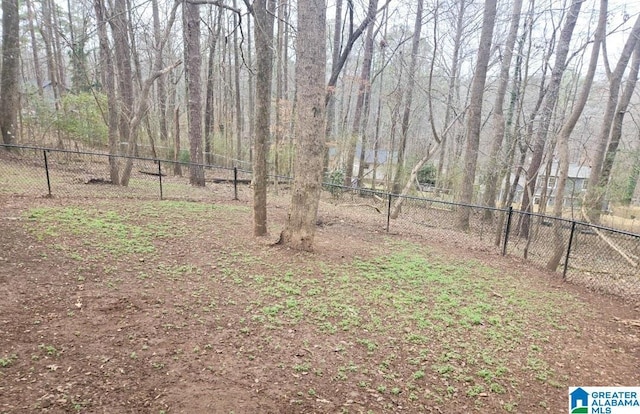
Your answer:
[546,0,607,271]
[599,39,640,203]
[247,10,256,164]
[152,0,169,145]
[519,0,582,237]
[324,0,343,161]
[482,0,523,217]
[204,7,223,164]
[456,0,497,230]
[174,106,182,176]
[584,13,640,222]
[253,0,276,236]
[344,0,379,187]
[25,0,44,98]
[392,0,424,195]
[183,0,205,186]
[94,0,120,183]
[40,0,64,148]
[110,0,136,184]
[436,0,466,190]
[50,0,66,94]
[279,0,326,251]
[274,0,286,191]
[233,0,243,164]
[0,0,20,145]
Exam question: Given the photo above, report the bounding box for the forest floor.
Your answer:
[0,191,639,414]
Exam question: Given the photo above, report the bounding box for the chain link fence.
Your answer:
[2,143,639,301]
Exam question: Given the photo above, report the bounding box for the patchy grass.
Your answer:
[2,196,636,413]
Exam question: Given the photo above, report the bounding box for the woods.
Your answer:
[2,0,640,250]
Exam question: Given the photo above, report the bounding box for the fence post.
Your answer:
[233,167,238,200]
[502,206,513,256]
[43,150,52,197]
[386,193,392,232]
[157,160,163,200]
[563,221,577,280]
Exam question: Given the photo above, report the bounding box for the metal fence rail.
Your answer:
[1,143,638,301]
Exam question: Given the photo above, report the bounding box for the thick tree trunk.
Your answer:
[253,0,276,236]
[0,0,20,145]
[183,0,205,186]
[279,0,326,251]
[456,0,497,230]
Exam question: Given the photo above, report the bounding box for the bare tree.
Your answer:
[25,0,44,98]
[436,0,467,190]
[519,0,583,237]
[344,0,379,187]
[253,0,276,236]
[391,0,424,195]
[482,0,523,216]
[152,0,169,144]
[546,0,607,271]
[583,13,640,222]
[94,0,120,183]
[278,0,326,250]
[457,0,497,230]
[0,0,20,145]
[204,7,223,164]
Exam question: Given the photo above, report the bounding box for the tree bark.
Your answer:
[0,0,20,145]
[184,0,205,186]
[392,0,424,195]
[152,0,169,145]
[482,0,523,217]
[436,0,466,190]
[232,0,243,163]
[584,13,640,222]
[456,0,497,230]
[598,38,640,204]
[25,0,44,98]
[344,0,378,187]
[519,0,582,237]
[253,0,276,236]
[324,0,343,150]
[279,0,326,251]
[546,0,607,271]
[94,0,120,183]
[204,7,223,164]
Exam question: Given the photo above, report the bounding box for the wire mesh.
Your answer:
[2,143,639,300]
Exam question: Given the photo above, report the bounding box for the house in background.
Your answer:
[508,162,591,209]
[327,143,396,186]
[534,162,591,208]
[352,144,396,184]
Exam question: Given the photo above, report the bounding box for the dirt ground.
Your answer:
[0,192,639,414]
